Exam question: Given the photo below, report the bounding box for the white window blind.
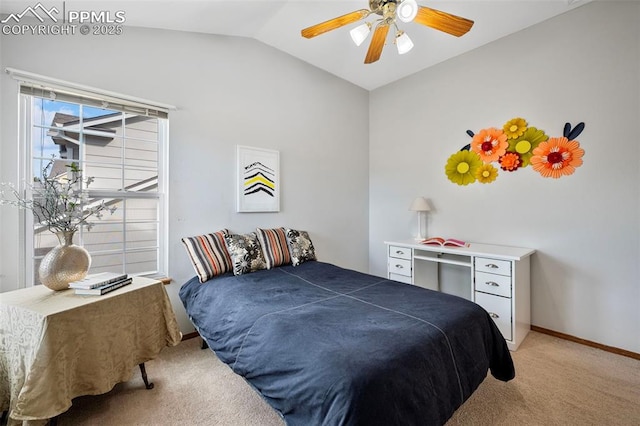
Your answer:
[7,67,173,118]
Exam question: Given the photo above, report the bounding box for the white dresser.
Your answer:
[385,240,535,351]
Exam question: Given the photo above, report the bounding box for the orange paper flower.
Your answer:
[471,128,508,163]
[499,152,522,171]
[530,137,584,178]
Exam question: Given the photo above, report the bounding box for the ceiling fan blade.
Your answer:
[414,6,474,37]
[364,23,389,64]
[301,9,369,39]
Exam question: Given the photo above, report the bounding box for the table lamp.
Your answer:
[409,197,430,240]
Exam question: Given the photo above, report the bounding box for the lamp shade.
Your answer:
[409,197,430,212]
[350,23,371,46]
[395,31,414,55]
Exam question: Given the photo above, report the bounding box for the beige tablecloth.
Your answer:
[0,277,182,424]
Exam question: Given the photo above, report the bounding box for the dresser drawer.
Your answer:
[474,292,512,341]
[388,258,411,277]
[475,257,511,276]
[389,273,412,285]
[388,245,411,260]
[475,271,512,298]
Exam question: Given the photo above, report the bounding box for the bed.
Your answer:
[179,261,514,426]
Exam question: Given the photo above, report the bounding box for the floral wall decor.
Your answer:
[445,117,585,185]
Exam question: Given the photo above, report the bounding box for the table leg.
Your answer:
[201,338,208,350]
[138,363,154,390]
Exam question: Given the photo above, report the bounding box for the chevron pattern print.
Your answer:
[237,146,279,212]
[243,161,275,197]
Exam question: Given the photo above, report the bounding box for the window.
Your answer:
[12,71,170,285]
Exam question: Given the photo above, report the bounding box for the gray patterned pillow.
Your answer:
[224,232,267,275]
[285,229,317,266]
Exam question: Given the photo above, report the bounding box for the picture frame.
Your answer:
[236,145,280,212]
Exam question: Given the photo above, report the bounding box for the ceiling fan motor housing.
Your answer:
[370,0,398,18]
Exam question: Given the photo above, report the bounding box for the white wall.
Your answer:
[0,27,370,333]
[369,2,640,353]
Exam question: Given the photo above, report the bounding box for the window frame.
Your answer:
[9,70,172,286]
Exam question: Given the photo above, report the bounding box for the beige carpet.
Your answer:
[53,331,640,425]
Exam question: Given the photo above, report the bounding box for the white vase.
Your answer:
[39,230,91,291]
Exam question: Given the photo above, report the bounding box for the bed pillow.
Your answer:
[285,229,317,266]
[181,229,233,283]
[256,227,292,269]
[224,232,267,275]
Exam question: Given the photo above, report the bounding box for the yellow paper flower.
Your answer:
[445,150,482,185]
[503,117,527,139]
[475,164,498,184]
[507,126,548,167]
[471,128,508,163]
[530,137,585,178]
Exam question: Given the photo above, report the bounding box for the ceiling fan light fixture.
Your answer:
[350,22,372,46]
[397,0,418,23]
[301,1,473,64]
[395,30,414,54]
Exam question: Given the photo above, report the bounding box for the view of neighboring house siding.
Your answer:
[32,105,163,281]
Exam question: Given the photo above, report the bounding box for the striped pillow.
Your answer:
[181,230,233,283]
[256,228,291,269]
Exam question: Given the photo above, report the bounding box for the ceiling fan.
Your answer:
[301,0,474,64]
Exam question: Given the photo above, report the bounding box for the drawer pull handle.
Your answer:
[395,264,404,269]
[486,281,499,287]
[485,263,499,269]
[395,250,404,255]
[489,312,499,319]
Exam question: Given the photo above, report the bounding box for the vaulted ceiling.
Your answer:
[1,1,591,90]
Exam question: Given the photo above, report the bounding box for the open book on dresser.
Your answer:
[420,237,469,247]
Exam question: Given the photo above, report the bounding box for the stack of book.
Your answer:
[69,272,132,295]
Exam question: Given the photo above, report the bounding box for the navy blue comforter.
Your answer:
[179,261,514,426]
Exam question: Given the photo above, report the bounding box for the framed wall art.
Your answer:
[236,145,280,212]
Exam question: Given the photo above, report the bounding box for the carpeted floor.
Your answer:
[53,331,640,425]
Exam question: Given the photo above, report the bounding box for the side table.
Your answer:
[0,277,182,425]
